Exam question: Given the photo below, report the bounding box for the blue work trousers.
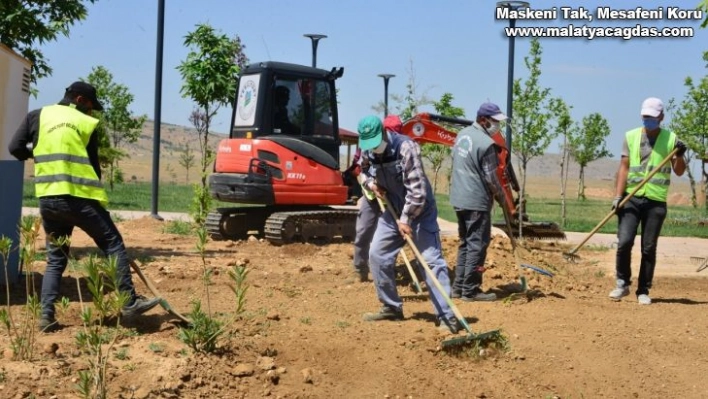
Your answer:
[368,212,454,322]
[39,196,136,317]
[615,196,667,295]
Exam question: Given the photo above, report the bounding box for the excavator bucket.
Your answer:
[493,220,567,241]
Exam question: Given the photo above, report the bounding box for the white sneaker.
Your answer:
[637,294,652,305]
[609,286,630,301]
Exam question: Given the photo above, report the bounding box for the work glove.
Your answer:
[674,140,687,158]
[611,195,623,211]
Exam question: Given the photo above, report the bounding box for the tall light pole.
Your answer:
[377,74,395,117]
[151,0,165,221]
[496,1,529,152]
[303,34,327,67]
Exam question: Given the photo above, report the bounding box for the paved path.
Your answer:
[22,207,707,277]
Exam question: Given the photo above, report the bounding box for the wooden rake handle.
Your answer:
[566,148,679,257]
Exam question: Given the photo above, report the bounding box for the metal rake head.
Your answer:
[691,257,708,273]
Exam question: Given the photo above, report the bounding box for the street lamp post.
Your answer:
[151,0,165,221]
[496,1,529,152]
[377,74,395,117]
[303,34,327,67]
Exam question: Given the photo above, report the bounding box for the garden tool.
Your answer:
[691,256,708,273]
[129,260,191,325]
[381,197,502,351]
[563,148,679,262]
[375,197,423,294]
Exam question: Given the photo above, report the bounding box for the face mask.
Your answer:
[642,118,660,130]
[372,140,388,154]
[486,120,500,134]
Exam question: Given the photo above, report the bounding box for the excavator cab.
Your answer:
[208,62,356,243]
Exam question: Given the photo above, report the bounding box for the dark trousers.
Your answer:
[353,197,381,274]
[453,210,491,297]
[615,196,667,296]
[39,196,136,317]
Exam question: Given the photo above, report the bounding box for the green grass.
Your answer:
[22,181,707,238]
[435,193,708,238]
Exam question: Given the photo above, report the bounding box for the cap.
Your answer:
[383,114,403,133]
[66,81,104,111]
[641,97,663,117]
[476,102,507,121]
[357,115,383,151]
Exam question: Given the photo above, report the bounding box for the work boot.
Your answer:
[461,291,497,302]
[437,316,461,334]
[450,289,462,299]
[38,315,58,333]
[362,306,403,322]
[122,295,161,318]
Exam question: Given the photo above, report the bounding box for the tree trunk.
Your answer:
[686,159,698,208]
[519,158,528,238]
[703,160,708,212]
[433,167,439,194]
[577,166,586,200]
[560,136,569,227]
[109,162,115,191]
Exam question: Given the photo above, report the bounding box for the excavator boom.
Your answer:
[400,113,566,241]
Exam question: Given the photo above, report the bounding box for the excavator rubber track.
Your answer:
[206,207,274,241]
[493,221,567,241]
[264,209,358,245]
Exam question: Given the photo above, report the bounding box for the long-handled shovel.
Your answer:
[129,260,191,325]
[375,197,423,294]
[381,198,501,350]
[563,148,679,262]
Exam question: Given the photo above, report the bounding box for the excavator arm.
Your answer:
[399,113,566,240]
[400,113,520,219]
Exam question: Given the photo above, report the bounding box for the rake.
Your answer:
[381,198,502,350]
[129,259,192,325]
[563,148,679,262]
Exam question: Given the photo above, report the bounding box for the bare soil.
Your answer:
[1,215,708,399]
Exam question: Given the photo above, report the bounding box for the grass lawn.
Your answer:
[22,181,708,238]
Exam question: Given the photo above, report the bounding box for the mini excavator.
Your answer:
[400,113,566,240]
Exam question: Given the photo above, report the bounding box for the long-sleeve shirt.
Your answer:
[398,139,427,225]
[8,101,102,180]
[481,145,505,207]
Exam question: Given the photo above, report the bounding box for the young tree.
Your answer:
[0,1,99,87]
[671,51,708,210]
[423,93,465,193]
[85,66,146,190]
[700,0,708,28]
[510,38,557,212]
[570,113,612,200]
[177,24,248,225]
[549,98,577,227]
[178,144,196,184]
[371,59,432,119]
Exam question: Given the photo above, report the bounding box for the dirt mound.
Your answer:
[1,219,707,398]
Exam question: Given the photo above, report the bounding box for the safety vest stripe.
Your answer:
[35,174,104,188]
[628,165,671,174]
[627,177,670,186]
[34,153,92,165]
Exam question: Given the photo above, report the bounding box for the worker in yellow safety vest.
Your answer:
[8,82,161,332]
[608,97,687,305]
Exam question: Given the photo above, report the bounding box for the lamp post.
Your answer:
[496,1,529,152]
[377,74,395,117]
[151,0,165,221]
[303,34,327,67]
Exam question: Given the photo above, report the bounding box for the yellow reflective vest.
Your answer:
[33,104,109,207]
[625,127,676,202]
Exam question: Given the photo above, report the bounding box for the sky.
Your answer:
[27,0,708,160]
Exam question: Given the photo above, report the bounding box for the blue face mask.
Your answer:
[642,118,660,130]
